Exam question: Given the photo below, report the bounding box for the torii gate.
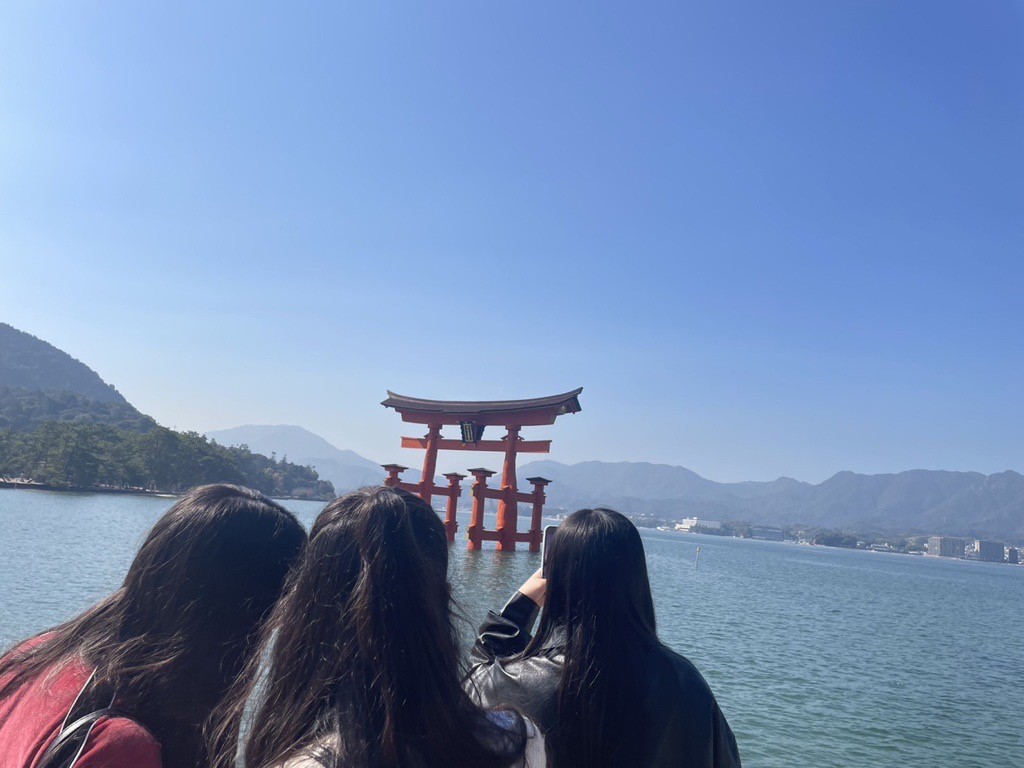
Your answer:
[380,389,582,551]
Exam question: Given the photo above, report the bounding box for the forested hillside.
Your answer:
[0,386,157,432]
[0,324,154,432]
[0,324,334,499]
[0,324,128,403]
[0,422,334,499]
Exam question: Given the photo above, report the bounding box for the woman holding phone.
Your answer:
[467,507,741,768]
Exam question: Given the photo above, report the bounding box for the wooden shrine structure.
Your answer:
[381,388,582,551]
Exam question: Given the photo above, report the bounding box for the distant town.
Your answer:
[653,517,1022,566]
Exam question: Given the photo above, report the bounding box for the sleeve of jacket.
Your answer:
[712,702,741,767]
[471,591,541,663]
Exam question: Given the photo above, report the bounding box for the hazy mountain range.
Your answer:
[516,459,1024,543]
[200,427,1024,543]
[2,321,1020,543]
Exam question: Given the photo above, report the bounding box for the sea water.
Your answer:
[1,489,1021,767]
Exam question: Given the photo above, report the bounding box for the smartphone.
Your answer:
[541,525,558,579]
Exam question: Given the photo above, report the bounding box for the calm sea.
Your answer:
[1,489,1021,767]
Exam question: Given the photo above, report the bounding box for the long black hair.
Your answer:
[0,484,307,768]
[210,486,528,768]
[528,507,658,768]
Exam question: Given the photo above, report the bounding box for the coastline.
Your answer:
[0,479,177,498]
[0,480,331,502]
[654,528,1024,567]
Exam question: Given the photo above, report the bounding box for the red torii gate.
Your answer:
[380,389,582,551]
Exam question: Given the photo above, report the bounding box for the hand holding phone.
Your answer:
[541,525,558,580]
[519,567,548,607]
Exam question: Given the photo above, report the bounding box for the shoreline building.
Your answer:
[1008,547,1020,565]
[975,540,1006,563]
[675,518,723,533]
[927,536,965,559]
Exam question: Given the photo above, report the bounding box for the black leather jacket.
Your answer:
[466,592,741,768]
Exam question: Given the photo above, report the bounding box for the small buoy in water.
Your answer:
[695,546,701,569]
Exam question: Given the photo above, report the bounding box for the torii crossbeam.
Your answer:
[381,388,582,551]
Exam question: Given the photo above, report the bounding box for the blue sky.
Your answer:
[1,2,1021,482]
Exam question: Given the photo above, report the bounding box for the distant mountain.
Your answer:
[206,425,384,492]
[0,324,155,432]
[518,460,1024,544]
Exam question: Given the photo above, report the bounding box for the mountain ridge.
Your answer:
[0,323,154,431]
[0,323,128,404]
[517,459,1024,543]
[195,422,1024,543]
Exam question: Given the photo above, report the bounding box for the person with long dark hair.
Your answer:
[467,507,741,768]
[0,484,307,768]
[209,486,545,768]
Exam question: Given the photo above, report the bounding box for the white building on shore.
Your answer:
[675,517,723,532]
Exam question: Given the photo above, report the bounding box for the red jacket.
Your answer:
[0,653,161,768]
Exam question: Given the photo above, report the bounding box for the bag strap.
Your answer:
[35,671,128,768]
[35,708,124,768]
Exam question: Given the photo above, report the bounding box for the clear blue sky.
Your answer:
[1,2,1021,482]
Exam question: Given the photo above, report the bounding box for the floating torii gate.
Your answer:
[381,389,582,551]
